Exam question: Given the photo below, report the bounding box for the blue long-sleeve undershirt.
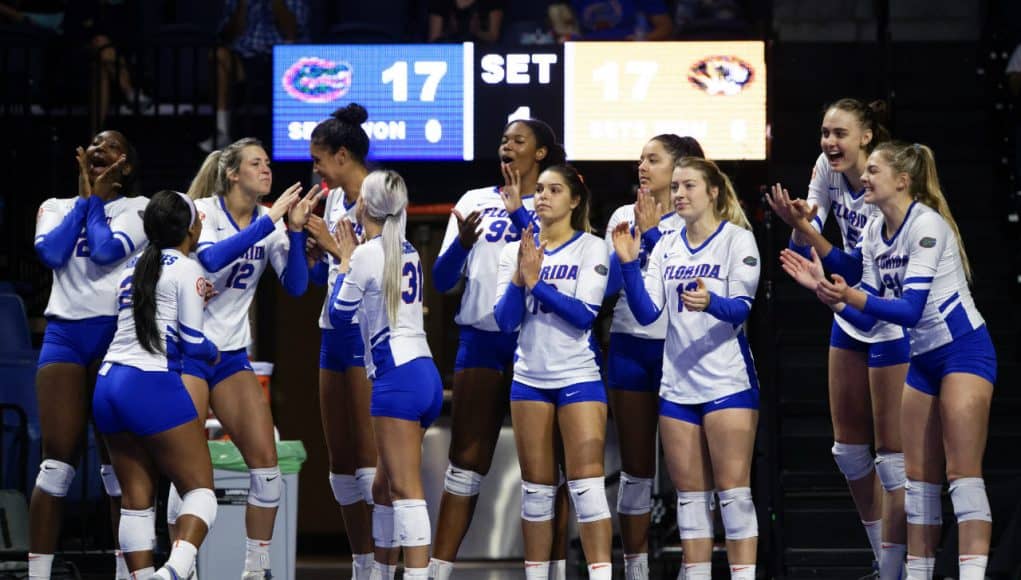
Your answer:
[494,283,526,333]
[279,231,309,296]
[837,287,928,331]
[432,238,470,292]
[705,293,753,325]
[641,228,663,249]
[85,196,132,265]
[530,281,599,330]
[34,198,88,269]
[310,259,329,286]
[196,214,276,273]
[327,272,357,329]
[788,238,812,260]
[179,324,219,362]
[509,206,534,233]
[604,254,624,297]
[620,259,662,325]
[821,246,863,286]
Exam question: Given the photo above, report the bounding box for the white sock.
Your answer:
[730,564,755,580]
[525,560,550,580]
[880,543,907,580]
[244,537,271,572]
[682,562,712,580]
[28,553,54,579]
[129,567,155,579]
[164,540,198,578]
[374,562,396,580]
[403,567,429,579]
[114,549,130,579]
[624,553,648,580]
[430,558,454,580]
[548,559,566,580]
[905,555,935,580]
[588,562,612,580]
[863,519,883,560]
[353,553,375,580]
[958,554,988,580]
[216,111,230,136]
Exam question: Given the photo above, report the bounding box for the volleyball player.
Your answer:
[93,190,219,580]
[494,164,613,580]
[30,131,147,580]
[429,119,570,580]
[602,134,704,580]
[303,104,377,579]
[613,158,760,579]
[784,142,995,580]
[328,170,444,580]
[168,138,318,579]
[766,98,910,575]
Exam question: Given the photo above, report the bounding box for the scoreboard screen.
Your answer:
[273,41,765,162]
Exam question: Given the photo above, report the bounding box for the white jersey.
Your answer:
[642,222,759,404]
[332,237,432,379]
[318,187,363,329]
[496,232,609,389]
[104,250,215,372]
[440,186,536,332]
[194,196,292,350]
[35,196,149,320]
[806,153,904,344]
[859,202,984,356]
[605,204,684,339]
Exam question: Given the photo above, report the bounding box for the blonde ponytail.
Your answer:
[677,157,752,230]
[187,150,222,199]
[187,137,264,200]
[360,170,410,326]
[874,142,972,284]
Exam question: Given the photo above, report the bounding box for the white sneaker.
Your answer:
[241,570,272,579]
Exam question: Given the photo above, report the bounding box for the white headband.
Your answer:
[175,191,196,226]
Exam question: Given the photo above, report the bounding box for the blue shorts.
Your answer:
[182,349,253,388]
[320,326,366,372]
[38,316,117,368]
[454,326,518,372]
[371,357,444,428]
[906,326,997,396]
[93,363,198,436]
[605,333,664,392]
[829,320,911,368]
[510,380,607,407]
[659,388,760,426]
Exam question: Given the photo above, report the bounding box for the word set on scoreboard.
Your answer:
[273,41,765,162]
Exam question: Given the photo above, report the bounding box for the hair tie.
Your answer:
[912,143,922,153]
[175,191,197,227]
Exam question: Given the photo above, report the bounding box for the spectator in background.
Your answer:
[0,0,64,35]
[1006,42,1021,185]
[428,0,505,43]
[200,0,310,153]
[550,0,672,41]
[672,0,745,37]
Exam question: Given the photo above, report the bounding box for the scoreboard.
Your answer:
[273,41,765,162]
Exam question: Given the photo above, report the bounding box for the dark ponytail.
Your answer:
[543,164,592,233]
[506,118,566,171]
[310,102,370,163]
[133,190,193,354]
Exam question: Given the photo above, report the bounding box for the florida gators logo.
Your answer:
[688,56,754,96]
[282,57,353,103]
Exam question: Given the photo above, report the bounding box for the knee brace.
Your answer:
[166,483,183,525]
[100,464,122,497]
[444,465,484,497]
[119,507,156,553]
[355,467,376,505]
[949,478,992,523]
[616,472,653,516]
[567,477,611,524]
[329,473,363,506]
[676,490,715,540]
[717,487,757,540]
[180,488,218,529]
[35,459,75,498]
[831,442,874,482]
[393,499,431,547]
[874,452,907,492]
[520,481,557,522]
[248,466,282,508]
[905,480,943,526]
[373,505,397,548]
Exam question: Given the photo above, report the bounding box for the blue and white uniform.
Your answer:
[604,205,684,392]
[494,231,609,405]
[312,187,366,373]
[433,186,535,372]
[182,196,307,386]
[329,237,443,427]
[621,221,761,423]
[797,153,909,366]
[832,202,996,395]
[94,250,218,435]
[34,195,148,368]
